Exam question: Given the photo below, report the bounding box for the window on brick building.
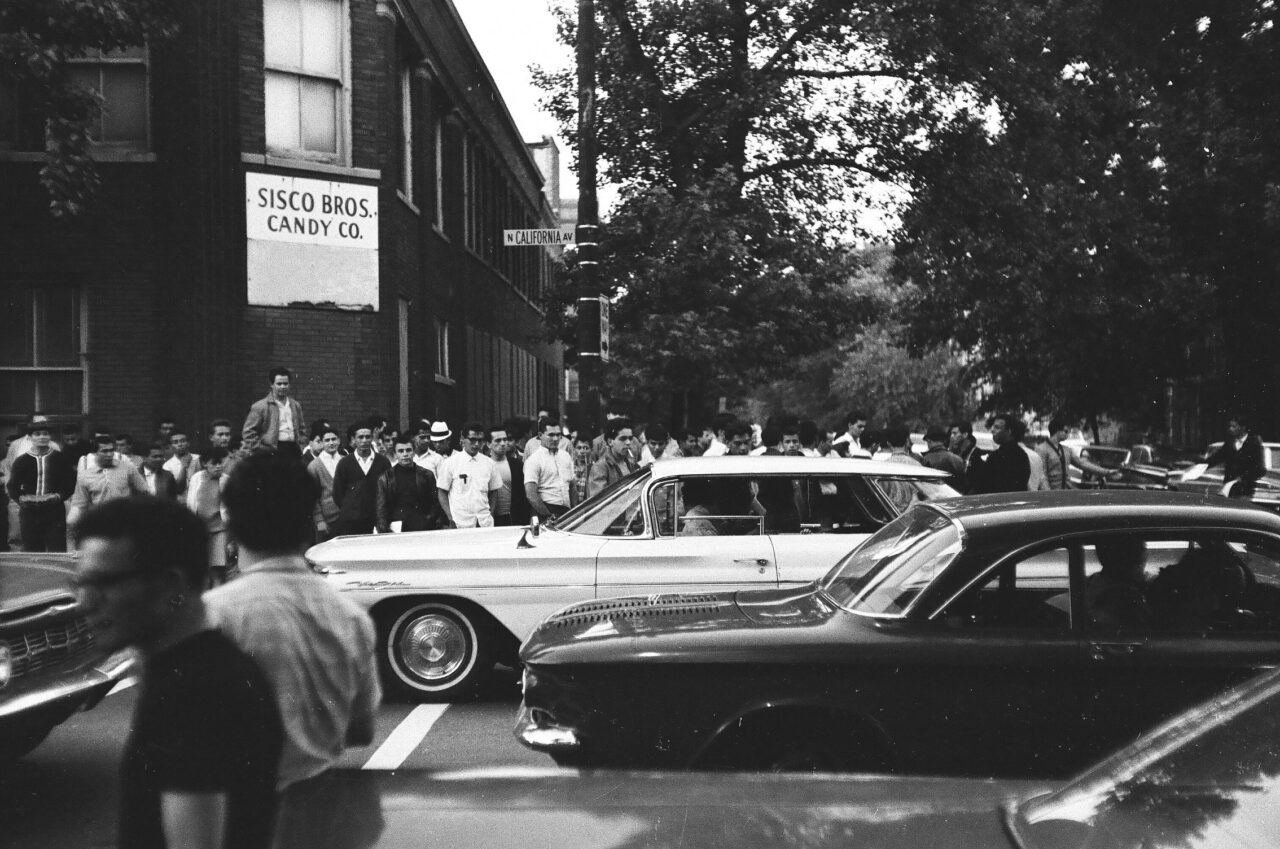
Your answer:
[0,288,86,417]
[2,47,150,152]
[435,318,451,381]
[433,115,444,227]
[398,63,414,203]
[264,0,347,159]
[65,46,150,147]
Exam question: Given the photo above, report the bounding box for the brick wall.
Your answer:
[241,306,388,435]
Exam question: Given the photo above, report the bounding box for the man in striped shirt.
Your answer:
[5,416,76,552]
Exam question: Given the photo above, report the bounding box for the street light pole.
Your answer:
[575,0,603,433]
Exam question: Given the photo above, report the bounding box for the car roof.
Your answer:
[646,456,952,480]
[925,490,1280,536]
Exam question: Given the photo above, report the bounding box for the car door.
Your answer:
[1081,531,1280,755]
[769,474,898,586]
[595,475,778,598]
[899,543,1094,777]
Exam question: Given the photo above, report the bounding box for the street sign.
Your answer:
[503,229,574,246]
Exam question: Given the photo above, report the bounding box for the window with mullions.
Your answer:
[0,289,86,416]
[65,46,149,147]
[2,47,149,151]
[264,0,346,158]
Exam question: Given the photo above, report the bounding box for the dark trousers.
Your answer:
[19,501,67,552]
[331,518,373,537]
[494,514,512,526]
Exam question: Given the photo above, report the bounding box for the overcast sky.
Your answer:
[454,0,574,190]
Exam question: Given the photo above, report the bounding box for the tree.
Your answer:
[748,245,973,430]
[890,1,1280,434]
[0,0,176,216]
[536,0,935,423]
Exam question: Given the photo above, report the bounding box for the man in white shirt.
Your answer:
[701,413,735,457]
[436,422,502,528]
[523,416,574,520]
[163,428,201,496]
[831,410,873,458]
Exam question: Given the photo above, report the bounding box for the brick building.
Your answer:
[0,0,563,443]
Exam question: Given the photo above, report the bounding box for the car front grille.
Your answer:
[4,618,96,679]
[549,594,730,628]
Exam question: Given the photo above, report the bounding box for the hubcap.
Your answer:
[398,613,469,681]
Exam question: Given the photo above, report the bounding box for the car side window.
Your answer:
[675,476,762,537]
[651,481,677,537]
[793,477,884,534]
[1077,533,1280,635]
[941,546,1074,630]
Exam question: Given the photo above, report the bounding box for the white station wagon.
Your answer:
[306,456,958,701]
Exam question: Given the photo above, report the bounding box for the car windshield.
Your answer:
[819,506,961,616]
[867,476,960,514]
[1013,671,1280,849]
[552,467,651,536]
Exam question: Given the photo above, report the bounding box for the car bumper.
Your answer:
[0,648,137,723]
[513,701,581,753]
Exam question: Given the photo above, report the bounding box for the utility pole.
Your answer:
[575,0,604,433]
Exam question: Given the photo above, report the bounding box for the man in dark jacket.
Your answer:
[489,422,530,526]
[1206,414,1267,498]
[968,414,1030,494]
[375,435,444,533]
[331,421,391,536]
[6,416,76,551]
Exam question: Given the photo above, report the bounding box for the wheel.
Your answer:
[380,601,493,702]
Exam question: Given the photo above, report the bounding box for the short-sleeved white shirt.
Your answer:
[205,558,381,789]
[524,446,573,507]
[436,451,502,528]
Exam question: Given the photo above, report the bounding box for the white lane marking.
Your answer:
[362,704,450,770]
[107,676,139,696]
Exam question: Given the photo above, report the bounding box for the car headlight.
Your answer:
[0,643,11,690]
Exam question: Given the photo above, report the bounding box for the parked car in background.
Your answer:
[1172,441,1280,504]
[308,456,958,701]
[1,552,135,760]
[1067,444,1197,490]
[518,491,1280,778]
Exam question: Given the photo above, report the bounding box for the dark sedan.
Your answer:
[277,665,1280,849]
[0,552,134,760]
[517,491,1280,778]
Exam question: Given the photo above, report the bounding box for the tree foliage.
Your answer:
[0,0,176,216]
[891,1,1280,428]
[536,0,937,420]
[749,246,972,429]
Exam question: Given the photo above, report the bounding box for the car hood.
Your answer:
[0,553,78,618]
[307,525,533,569]
[275,768,1040,849]
[521,586,840,664]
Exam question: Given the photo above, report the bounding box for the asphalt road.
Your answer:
[0,666,546,849]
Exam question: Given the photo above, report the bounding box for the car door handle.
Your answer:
[1090,641,1143,661]
[733,558,771,574]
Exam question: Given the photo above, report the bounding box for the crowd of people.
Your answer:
[10,362,1208,559]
